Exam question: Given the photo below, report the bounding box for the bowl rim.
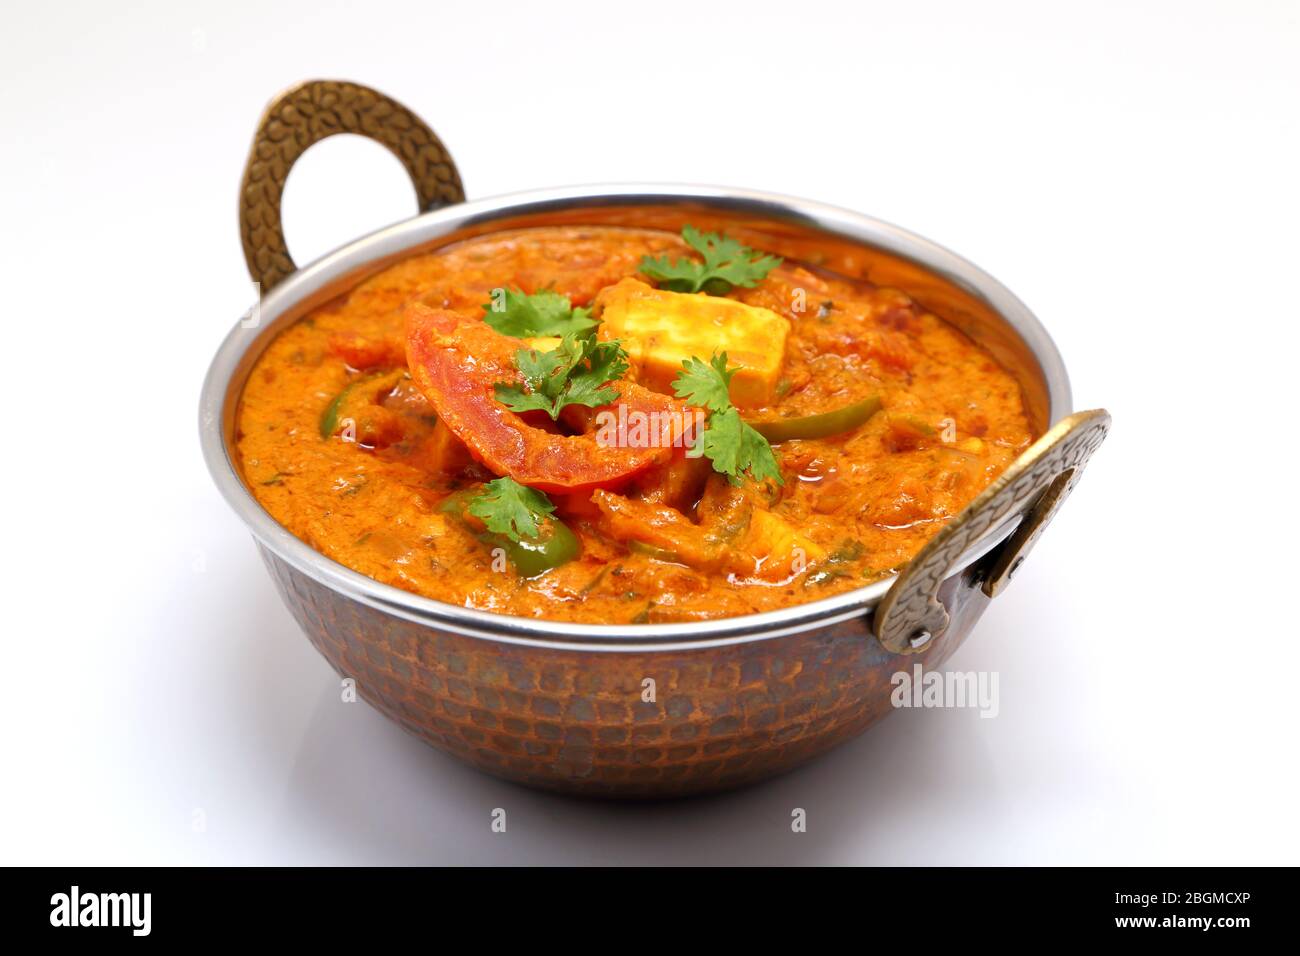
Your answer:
[200,183,1072,652]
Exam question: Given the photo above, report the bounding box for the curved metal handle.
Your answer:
[239,79,465,292]
[874,408,1111,654]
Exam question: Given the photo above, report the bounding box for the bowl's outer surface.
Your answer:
[263,546,990,796]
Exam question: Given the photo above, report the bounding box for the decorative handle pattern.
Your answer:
[239,79,465,292]
[874,409,1111,654]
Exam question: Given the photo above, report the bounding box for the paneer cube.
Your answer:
[594,278,790,407]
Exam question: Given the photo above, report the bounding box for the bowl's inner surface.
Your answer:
[220,198,1048,629]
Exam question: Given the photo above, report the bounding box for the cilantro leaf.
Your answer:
[639,225,782,295]
[492,384,560,417]
[482,288,597,337]
[561,339,628,409]
[735,414,784,485]
[466,476,556,542]
[494,332,628,420]
[672,352,784,486]
[514,344,568,390]
[700,408,784,487]
[672,353,736,412]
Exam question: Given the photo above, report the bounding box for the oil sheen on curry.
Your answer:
[237,225,1035,623]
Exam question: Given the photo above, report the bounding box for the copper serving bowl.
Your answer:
[200,81,1110,797]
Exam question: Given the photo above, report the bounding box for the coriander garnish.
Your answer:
[493,330,629,421]
[673,352,783,486]
[639,225,782,295]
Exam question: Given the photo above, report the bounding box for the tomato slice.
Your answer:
[405,303,702,494]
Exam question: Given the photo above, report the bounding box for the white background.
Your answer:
[2,0,1297,865]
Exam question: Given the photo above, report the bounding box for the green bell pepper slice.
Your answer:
[748,396,882,443]
[440,490,579,577]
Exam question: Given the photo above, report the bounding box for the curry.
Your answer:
[236,225,1034,623]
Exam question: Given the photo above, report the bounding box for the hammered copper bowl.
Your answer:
[200,81,1109,797]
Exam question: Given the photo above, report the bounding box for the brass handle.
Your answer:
[874,408,1112,654]
[239,79,465,292]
